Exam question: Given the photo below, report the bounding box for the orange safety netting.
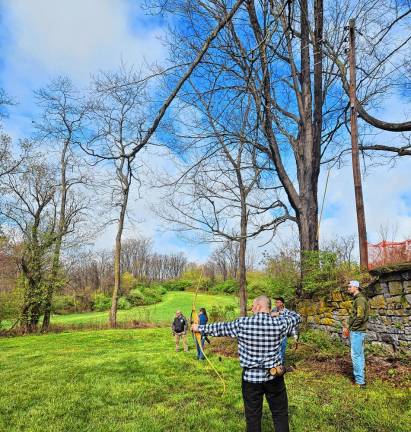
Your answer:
[367,240,411,270]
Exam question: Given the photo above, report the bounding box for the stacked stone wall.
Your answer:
[296,267,411,352]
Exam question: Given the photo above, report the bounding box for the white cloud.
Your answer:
[2,0,166,83]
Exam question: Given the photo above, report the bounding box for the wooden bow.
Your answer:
[191,271,226,394]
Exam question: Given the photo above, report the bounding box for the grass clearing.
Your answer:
[52,291,238,326]
[0,291,238,331]
[1,328,410,432]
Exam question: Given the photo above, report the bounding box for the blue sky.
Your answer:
[0,0,410,262]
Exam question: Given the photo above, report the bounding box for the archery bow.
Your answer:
[191,270,227,393]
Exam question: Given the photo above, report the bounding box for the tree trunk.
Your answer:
[238,236,247,317]
[238,183,248,316]
[42,237,62,331]
[109,190,129,328]
[296,190,319,297]
[20,228,44,333]
[42,141,69,331]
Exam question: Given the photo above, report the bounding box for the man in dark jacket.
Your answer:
[172,310,188,352]
[343,280,369,388]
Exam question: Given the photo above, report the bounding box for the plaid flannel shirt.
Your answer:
[198,310,301,383]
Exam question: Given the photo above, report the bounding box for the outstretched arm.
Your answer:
[279,310,301,337]
[193,319,242,338]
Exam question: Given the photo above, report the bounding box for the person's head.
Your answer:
[347,280,360,296]
[199,307,208,319]
[251,296,272,314]
[176,310,182,317]
[275,297,285,310]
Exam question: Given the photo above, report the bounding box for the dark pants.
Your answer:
[242,375,289,432]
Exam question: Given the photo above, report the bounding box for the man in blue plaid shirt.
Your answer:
[192,295,300,432]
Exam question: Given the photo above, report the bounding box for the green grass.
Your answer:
[52,291,237,326]
[1,328,410,432]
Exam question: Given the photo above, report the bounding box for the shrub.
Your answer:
[52,295,77,315]
[302,251,366,296]
[211,279,239,294]
[263,257,299,301]
[126,287,162,307]
[73,291,94,312]
[208,304,237,322]
[126,289,147,306]
[299,329,347,358]
[93,293,112,311]
[161,280,193,291]
[0,289,22,326]
[141,288,162,304]
[121,272,138,295]
[151,284,167,295]
[117,297,131,310]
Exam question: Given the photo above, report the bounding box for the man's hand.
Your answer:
[342,327,350,339]
[293,334,298,341]
[191,323,199,332]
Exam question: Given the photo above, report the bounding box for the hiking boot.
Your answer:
[354,383,366,389]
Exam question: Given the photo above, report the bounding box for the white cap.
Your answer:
[349,280,360,288]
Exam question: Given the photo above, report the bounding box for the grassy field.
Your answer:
[1,327,410,432]
[51,291,237,327]
[0,291,238,330]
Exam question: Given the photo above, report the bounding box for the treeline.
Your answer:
[66,238,188,296]
[0,235,188,319]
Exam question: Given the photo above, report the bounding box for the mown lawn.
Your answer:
[1,328,410,432]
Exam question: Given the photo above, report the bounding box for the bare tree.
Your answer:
[121,237,153,280]
[324,1,411,139]
[322,235,356,265]
[34,77,90,330]
[157,94,290,315]
[85,67,149,327]
[161,0,411,292]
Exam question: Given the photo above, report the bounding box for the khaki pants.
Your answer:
[175,332,188,352]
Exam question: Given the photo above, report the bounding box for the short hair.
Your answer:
[254,295,271,310]
[275,297,285,305]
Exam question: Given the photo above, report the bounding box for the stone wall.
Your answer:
[297,266,411,353]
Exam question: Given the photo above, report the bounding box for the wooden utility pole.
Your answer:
[348,19,369,270]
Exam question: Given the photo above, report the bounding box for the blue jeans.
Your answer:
[350,331,366,385]
[196,337,205,360]
[280,337,287,365]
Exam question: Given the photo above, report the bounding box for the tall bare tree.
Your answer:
[34,77,90,330]
[85,67,148,327]
[158,91,290,314]
[160,0,411,291]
